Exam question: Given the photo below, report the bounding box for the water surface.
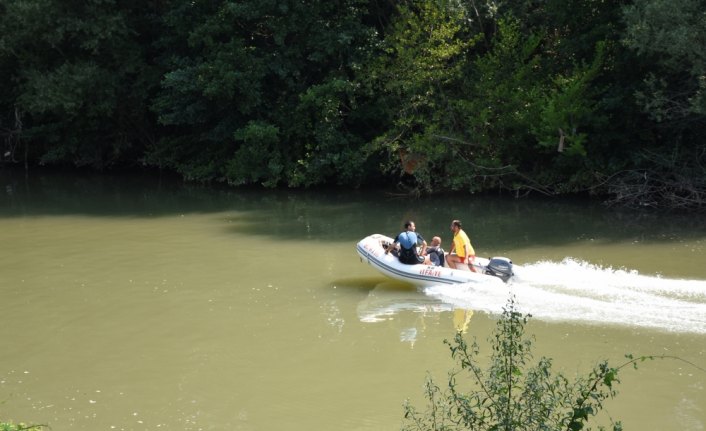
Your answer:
[1,170,705,430]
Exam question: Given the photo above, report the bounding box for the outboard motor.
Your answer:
[485,257,513,282]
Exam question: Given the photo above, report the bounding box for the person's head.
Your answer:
[431,236,441,247]
[450,219,462,233]
[404,220,416,231]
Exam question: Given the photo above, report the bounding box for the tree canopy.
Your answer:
[1,0,704,209]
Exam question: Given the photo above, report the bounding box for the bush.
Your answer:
[403,297,637,431]
[0,422,45,431]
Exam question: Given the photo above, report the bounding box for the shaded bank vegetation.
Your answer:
[1,0,705,209]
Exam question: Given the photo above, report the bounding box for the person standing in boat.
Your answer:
[386,221,430,265]
[446,219,476,271]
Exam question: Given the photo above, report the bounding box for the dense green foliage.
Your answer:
[1,0,704,207]
[403,299,633,431]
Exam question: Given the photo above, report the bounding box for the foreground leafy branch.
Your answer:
[1,397,47,431]
[402,297,701,431]
[0,421,46,431]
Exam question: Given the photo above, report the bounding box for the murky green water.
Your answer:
[1,170,705,430]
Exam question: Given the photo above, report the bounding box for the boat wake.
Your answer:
[424,258,706,334]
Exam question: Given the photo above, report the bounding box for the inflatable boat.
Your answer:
[356,234,513,287]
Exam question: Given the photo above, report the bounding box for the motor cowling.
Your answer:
[485,257,513,282]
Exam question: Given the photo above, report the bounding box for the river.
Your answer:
[1,170,705,430]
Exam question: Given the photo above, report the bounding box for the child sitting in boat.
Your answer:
[426,236,445,267]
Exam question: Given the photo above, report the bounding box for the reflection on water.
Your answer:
[356,281,452,324]
[354,281,453,347]
[452,308,474,333]
[354,282,476,346]
[5,169,706,246]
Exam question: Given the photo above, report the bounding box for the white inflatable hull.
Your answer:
[356,234,510,287]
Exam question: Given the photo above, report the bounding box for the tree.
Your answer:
[364,1,617,195]
[0,0,161,168]
[362,0,481,192]
[622,0,706,123]
[148,0,378,187]
[605,0,706,209]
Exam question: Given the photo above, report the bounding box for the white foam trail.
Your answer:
[424,258,706,334]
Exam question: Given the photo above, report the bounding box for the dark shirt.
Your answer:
[394,231,425,265]
[426,246,445,266]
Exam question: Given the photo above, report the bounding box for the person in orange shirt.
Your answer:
[446,219,476,271]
